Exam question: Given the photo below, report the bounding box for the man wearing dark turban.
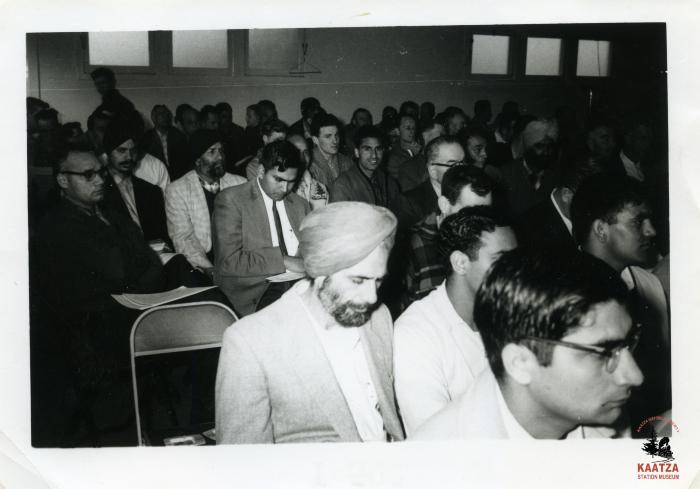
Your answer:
[215,202,405,444]
[165,129,247,276]
[101,122,171,246]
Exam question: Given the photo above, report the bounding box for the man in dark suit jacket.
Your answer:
[517,155,603,252]
[212,140,310,316]
[391,135,465,232]
[288,97,321,140]
[139,104,189,179]
[102,124,171,246]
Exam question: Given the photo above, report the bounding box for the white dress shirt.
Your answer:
[301,293,386,442]
[620,150,645,181]
[256,179,299,256]
[111,172,141,228]
[394,282,488,435]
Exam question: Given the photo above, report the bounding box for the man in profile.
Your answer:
[412,248,644,439]
[395,206,517,434]
[216,202,404,444]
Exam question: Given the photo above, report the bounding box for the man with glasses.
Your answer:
[31,149,166,445]
[390,135,465,232]
[412,248,644,440]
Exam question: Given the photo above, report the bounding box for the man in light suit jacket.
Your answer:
[165,129,246,274]
[412,249,643,440]
[212,140,309,316]
[216,202,405,444]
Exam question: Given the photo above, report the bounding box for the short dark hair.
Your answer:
[310,113,341,137]
[35,108,59,126]
[257,100,278,121]
[175,104,197,123]
[215,102,232,113]
[425,135,462,165]
[300,97,321,115]
[441,165,494,204]
[459,126,491,146]
[200,105,218,121]
[438,206,511,265]
[351,108,372,125]
[261,140,304,173]
[90,67,115,82]
[399,100,419,116]
[474,248,629,379]
[261,119,288,137]
[353,125,386,149]
[570,174,649,246]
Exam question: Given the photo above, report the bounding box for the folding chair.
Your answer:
[129,301,237,446]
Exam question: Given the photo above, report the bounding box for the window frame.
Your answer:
[575,38,613,79]
[167,29,234,76]
[82,31,157,76]
[523,36,564,78]
[467,31,515,80]
[243,28,304,78]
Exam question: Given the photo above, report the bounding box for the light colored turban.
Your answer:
[299,202,398,278]
[522,118,559,150]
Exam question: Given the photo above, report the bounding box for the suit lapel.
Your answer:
[283,195,306,234]
[284,296,361,442]
[359,319,404,440]
[249,180,273,245]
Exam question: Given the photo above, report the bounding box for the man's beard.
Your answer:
[524,148,555,171]
[317,277,381,328]
[206,160,225,180]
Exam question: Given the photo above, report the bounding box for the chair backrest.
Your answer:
[131,301,237,356]
[129,301,237,445]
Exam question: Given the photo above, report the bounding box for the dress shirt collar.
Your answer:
[550,189,573,235]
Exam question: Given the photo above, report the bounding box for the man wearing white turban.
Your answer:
[497,117,560,217]
[215,202,405,444]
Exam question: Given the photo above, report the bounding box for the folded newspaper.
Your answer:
[111,286,216,310]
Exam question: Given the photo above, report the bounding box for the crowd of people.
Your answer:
[28,66,670,446]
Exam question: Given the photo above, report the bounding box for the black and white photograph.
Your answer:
[2,1,700,488]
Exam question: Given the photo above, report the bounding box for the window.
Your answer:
[88,31,150,67]
[525,37,562,76]
[470,34,510,75]
[246,29,301,75]
[172,30,230,70]
[577,40,611,77]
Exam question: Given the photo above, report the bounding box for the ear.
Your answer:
[262,135,270,145]
[501,343,538,386]
[311,136,319,147]
[256,164,265,179]
[437,195,451,216]
[427,164,439,182]
[56,173,69,190]
[312,275,327,291]
[449,250,470,275]
[592,218,609,243]
[354,147,360,160]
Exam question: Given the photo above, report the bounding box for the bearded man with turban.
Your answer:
[496,117,560,217]
[215,202,405,444]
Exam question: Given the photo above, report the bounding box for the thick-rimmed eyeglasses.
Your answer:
[430,160,465,168]
[517,323,642,373]
[59,167,108,182]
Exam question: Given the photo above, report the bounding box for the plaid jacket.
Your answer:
[403,212,446,309]
[165,170,247,269]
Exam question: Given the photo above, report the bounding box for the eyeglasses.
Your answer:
[431,160,465,169]
[59,167,108,182]
[517,323,642,374]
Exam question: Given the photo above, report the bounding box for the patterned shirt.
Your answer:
[403,212,445,309]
